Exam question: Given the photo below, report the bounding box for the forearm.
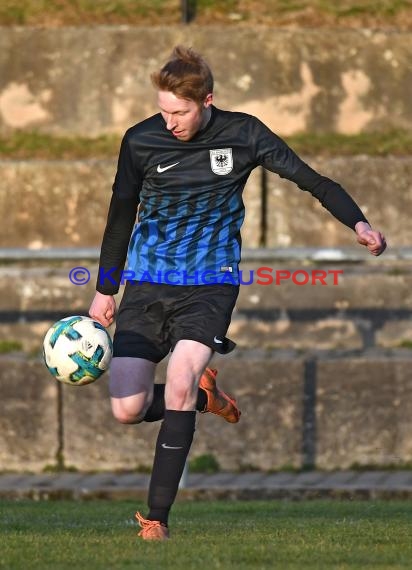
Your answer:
[96,194,138,295]
[289,163,368,230]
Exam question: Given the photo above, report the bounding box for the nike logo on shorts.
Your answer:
[157,162,180,173]
[214,336,224,344]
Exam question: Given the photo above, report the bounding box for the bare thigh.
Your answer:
[109,357,156,424]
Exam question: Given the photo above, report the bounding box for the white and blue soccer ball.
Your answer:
[43,316,113,386]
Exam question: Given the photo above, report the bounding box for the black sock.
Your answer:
[143,384,166,422]
[143,385,207,422]
[147,410,196,525]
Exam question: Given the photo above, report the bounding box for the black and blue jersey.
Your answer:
[97,106,367,294]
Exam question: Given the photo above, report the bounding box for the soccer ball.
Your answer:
[43,315,113,386]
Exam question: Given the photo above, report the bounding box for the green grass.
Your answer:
[0,131,121,160]
[1,500,412,569]
[0,0,411,26]
[0,340,23,353]
[396,339,412,349]
[0,0,180,26]
[1,129,411,160]
[285,129,412,157]
[189,453,221,473]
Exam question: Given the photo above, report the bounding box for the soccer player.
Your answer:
[89,45,386,540]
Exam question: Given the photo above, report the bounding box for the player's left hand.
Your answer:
[355,221,387,256]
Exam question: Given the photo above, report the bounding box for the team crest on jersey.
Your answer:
[210,148,233,175]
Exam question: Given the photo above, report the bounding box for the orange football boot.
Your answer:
[199,367,241,423]
[135,512,170,541]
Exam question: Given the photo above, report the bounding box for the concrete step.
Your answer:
[1,261,411,311]
[1,261,412,352]
[1,470,412,501]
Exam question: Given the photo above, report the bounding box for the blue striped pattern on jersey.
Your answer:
[126,184,243,285]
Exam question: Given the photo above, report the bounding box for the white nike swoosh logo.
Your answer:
[213,336,223,344]
[161,443,183,450]
[157,162,180,173]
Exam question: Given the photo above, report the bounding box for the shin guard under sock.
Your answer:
[147,410,196,525]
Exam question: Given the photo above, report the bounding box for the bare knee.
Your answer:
[113,408,141,425]
[111,395,150,424]
[165,369,202,411]
[165,340,212,411]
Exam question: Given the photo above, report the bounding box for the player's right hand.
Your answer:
[89,291,116,327]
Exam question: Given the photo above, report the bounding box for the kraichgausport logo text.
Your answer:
[67,267,344,287]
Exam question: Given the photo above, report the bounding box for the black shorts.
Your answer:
[113,281,239,363]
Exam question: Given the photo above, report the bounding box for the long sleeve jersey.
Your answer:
[97,106,367,294]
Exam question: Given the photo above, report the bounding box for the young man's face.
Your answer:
[157,90,213,141]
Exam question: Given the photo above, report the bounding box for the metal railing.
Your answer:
[0,246,411,262]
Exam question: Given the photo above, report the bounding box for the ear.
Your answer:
[204,93,213,107]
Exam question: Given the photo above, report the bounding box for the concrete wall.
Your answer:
[1,260,412,472]
[1,25,411,474]
[0,27,411,136]
[0,156,410,249]
[2,327,412,473]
